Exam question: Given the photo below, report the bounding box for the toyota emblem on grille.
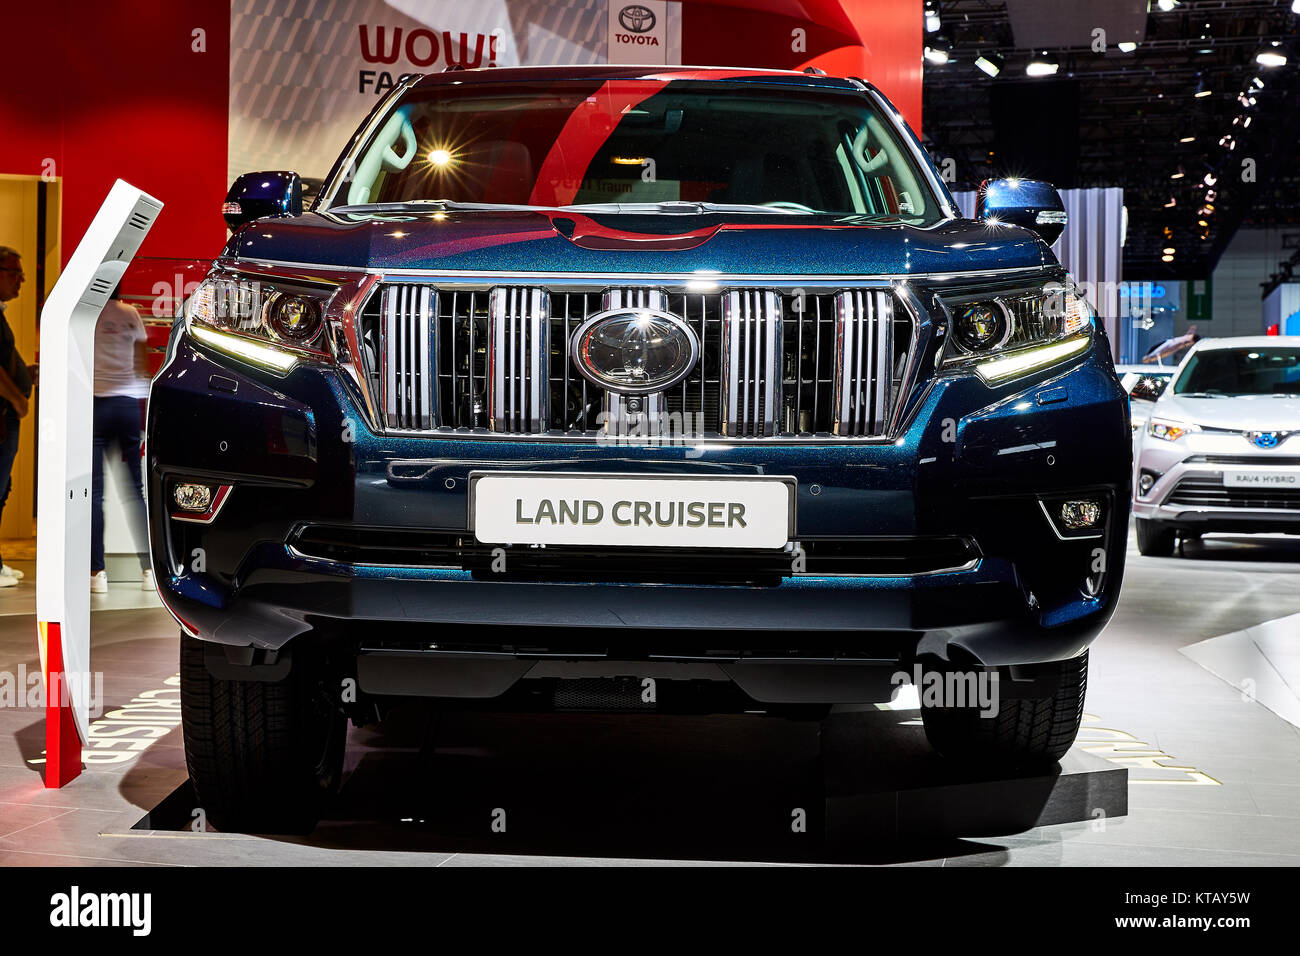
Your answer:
[619,4,657,33]
[571,307,699,394]
[1249,431,1283,449]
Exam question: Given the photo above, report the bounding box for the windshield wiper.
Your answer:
[559,201,814,215]
[330,199,554,214]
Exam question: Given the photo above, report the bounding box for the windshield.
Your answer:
[1174,346,1300,396]
[331,79,939,220]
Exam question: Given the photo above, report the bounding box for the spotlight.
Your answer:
[1157,0,1178,10]
[1170,170,1185,180]
[974,52,1003,77]
[926,12,941,33]
[1162,254,1174,262]
[1117,42,1138,53]
[427,148,454,166]
[1252,77,1265,89]
[1179,136,1196,143]
[1257,50,1287,68]
[1204,173,1217,186]
[1026,52,1059,77]
[924,40,951,65]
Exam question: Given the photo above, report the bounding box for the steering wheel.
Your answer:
[763,201,817,212]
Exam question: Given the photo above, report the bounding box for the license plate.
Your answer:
[1223,470,1300,489]
[470,472,795,549]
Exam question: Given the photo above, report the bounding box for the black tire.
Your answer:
[180,633,345,833]
[920,652,1088,767]
[1136,518,1177,557]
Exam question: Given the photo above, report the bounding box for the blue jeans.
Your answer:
[91,396,149,574]
[0,408,19,566]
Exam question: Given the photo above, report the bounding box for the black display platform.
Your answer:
[131,707,1127,863]
[821,710,1128,843]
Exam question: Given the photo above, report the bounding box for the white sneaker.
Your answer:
[141,569,155,591]
[0,572,17,589]
[1,564,24,580]
[90,570,108,594]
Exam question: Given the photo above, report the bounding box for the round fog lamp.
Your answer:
[269,295,322,343]
[1138,474,1155,496]
[174,483,212,513]
[953,302,1009,352]
[1059,499,1102,530]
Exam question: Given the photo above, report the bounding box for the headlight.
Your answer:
[185,271,337,371]
[940,281,1094,384]
[1147,417,1199,442]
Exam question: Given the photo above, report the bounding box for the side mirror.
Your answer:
[1129,376,1168,402]
[977,178,1067,245]
[222,171,302,230]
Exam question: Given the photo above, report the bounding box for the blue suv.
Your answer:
[150,66,1130,832]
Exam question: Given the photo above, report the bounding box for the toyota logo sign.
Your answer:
[619,4,657,33]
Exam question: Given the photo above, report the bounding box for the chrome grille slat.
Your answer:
[379,284,436,430]
[365,281,914,440]
[720,289,782,437]
[832,289,893,437]
[489,286,549,432]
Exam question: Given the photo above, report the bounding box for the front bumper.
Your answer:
[1133,431,1300,532]
[147,328,1131,673]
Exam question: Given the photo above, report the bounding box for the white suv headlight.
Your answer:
[1147,417,1200,442]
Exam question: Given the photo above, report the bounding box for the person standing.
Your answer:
[90,284,153,593]
[0,246,36,588]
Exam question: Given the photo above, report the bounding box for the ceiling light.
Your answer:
[1197,220,1209,228]
[1117,42,1137,53]
[1170,170,1185,179]
[926,12,941,33]
[1164,198,1177,208]
[1257,51,1287,68]
[1026,53,1059,77]
[1252,77,1265,89]
[1179,136,1196,143]
[1243,115,1252,128]
[1293,0,1300,13]
[974,53,1003,77]
[1204,174,1217,186]
[924,45,950,65]
[1163,247,1176,255]
[1194,88,1212,98]
[1162,254,1175,262]
[1157,0,1177,10]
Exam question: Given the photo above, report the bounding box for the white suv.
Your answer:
[1133,336,1300,556]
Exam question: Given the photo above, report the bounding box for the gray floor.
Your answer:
[1,529,1299,866]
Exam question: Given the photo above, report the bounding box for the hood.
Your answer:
[224,209,1050,277]
[1156,393,1300,431]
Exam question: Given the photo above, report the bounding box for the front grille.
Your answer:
[360,281,914,439]
[1185,454,1300,467]
[1166,475,1300,510]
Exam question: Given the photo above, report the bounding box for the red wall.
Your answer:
[681,0,922,133]
[1,1,918,264]
[1,1,230,263]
